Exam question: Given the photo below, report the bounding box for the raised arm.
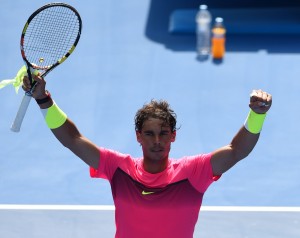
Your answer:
[210,89,272,176]
[22,75,100,169]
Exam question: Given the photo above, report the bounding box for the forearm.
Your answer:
[37,94,80,149]
[230,126,260,161]
[36,91,79,143]
[229,107,267,161]
[230,108,268,160]
[36,92,74,146]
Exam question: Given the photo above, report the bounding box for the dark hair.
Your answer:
[134,99,177,132]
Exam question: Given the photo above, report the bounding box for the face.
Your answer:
[136,118,176,163]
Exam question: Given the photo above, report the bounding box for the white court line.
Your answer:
[201,206,300,212]
[0,205,115,211]
[0,205,300,212]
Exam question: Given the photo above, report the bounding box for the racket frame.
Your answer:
[11,2,82,132]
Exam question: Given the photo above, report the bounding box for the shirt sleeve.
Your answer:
[184,153,221,193]
[90,147,128,181]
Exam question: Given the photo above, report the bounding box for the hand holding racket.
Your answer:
[11,2,82,132]
[22,74,47,100]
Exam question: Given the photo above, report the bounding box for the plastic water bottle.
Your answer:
[211,17,226,59]
[195,5,212,58]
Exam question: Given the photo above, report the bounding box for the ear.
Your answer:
[171,131,176,142]
[136,131,142,144]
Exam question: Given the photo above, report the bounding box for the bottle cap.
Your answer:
[199,5,208,10]
[215,17,223,23]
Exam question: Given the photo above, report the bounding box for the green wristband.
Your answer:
[244,109,267,134]
[41,102,67,129]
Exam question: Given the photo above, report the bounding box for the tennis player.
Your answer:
[23,75,272,238]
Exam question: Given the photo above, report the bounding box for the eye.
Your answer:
[144,131,153,136]
[160,131,169,136]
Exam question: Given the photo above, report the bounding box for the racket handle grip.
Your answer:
[10,94,32,132]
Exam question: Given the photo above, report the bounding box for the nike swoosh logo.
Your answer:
[142,190,155,195]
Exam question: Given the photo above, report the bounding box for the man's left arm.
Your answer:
[210,89,272,176]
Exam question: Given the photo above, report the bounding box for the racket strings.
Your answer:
[23,6,80,70]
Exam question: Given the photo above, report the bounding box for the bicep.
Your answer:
[71,136,100,169]
[210,145,237,176]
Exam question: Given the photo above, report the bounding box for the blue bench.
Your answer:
[169,7,300,34]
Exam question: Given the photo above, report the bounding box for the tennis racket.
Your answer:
[11,2,82,132]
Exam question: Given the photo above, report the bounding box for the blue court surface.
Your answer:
[1,0,300,237]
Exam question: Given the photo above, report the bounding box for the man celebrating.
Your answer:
[23,75,272,238]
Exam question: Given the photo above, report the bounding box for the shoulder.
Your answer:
[181,153,212,168]
[100,147,137,168]
[100,147,130,159]
[166,154,212,179]
[91,147,136,179]
[181,153,220,193]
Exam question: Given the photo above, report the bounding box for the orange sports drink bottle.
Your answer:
[211,17,226,59]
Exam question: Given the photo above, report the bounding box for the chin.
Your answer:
[151,153,168,161]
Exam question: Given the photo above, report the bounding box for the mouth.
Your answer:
[151,147,164,152]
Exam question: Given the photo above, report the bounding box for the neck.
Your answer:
[142,157,169,174]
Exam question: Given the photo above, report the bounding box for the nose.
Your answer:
[154,135,160,145]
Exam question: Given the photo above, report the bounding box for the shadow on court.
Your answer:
[145,0,300,53]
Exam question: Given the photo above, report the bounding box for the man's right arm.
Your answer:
[23,75,100,169]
